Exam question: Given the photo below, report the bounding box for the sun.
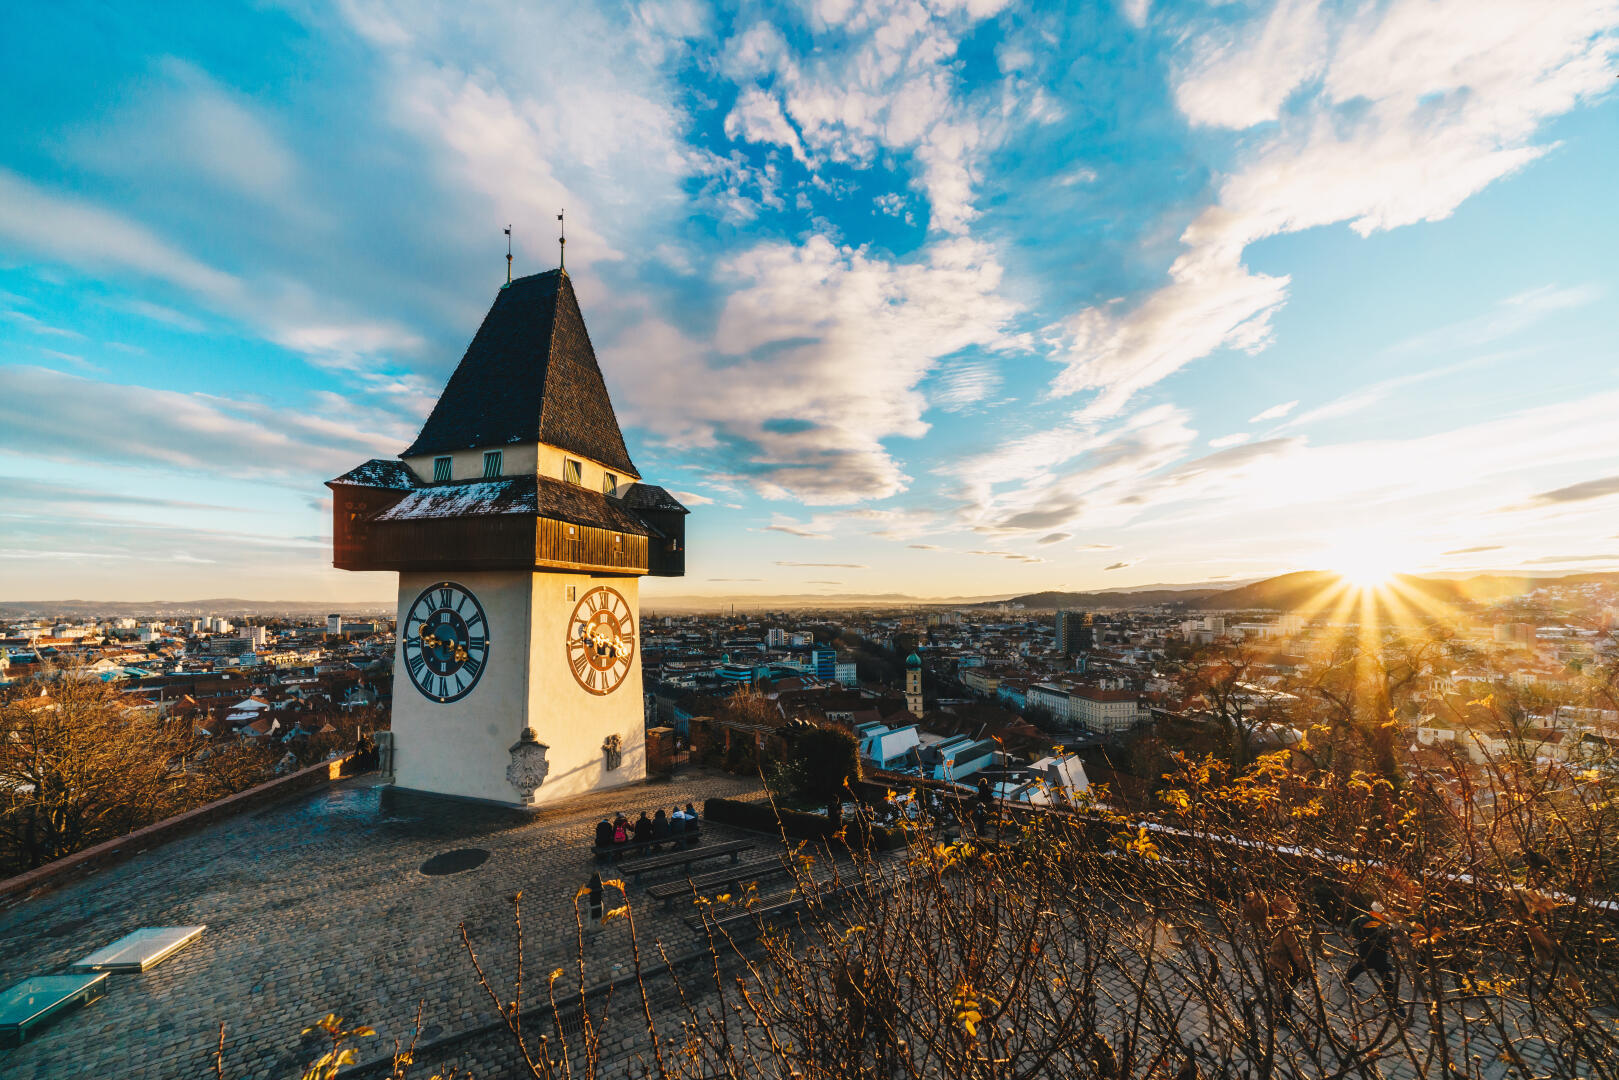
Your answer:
[1322,536,1411,590]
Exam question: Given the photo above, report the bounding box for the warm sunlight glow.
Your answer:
[1323,536,1412,590]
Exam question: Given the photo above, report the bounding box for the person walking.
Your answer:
[1344,904,1404,1013]
[587,870,604,928]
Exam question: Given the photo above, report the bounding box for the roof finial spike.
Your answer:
[504,225,513,287]
[557,209,566,271]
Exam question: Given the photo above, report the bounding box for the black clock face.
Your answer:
[401,582,489,703]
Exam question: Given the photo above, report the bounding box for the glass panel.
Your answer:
[71,926,206,973]
[0,973,108,1044]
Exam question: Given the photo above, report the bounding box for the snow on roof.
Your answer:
[374,478,533,520]
[329,459,421,490]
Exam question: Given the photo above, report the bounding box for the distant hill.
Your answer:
[995,569,1619,614]
[0,598,395,620]
[969,588,1225,611]
[1194,570,1619,612]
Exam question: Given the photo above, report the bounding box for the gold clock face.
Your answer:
[566,586,634,696]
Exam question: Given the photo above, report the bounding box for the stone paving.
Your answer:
[0,769,764,1079]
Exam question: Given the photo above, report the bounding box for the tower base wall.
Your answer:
[391,570,646,810]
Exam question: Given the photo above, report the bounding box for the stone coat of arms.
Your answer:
[506,729,551,803]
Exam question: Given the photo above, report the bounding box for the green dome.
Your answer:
[906,651,922,668]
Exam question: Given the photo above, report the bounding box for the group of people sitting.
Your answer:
[594,804,701,858]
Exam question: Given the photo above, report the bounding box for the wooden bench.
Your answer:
[615,839,754,885]
[646,856,793,909]
[687,880,860,942]
[592,829,701,862]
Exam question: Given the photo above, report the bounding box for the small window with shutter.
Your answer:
[482,450,503,478]
[564,459,582,485]
[433,456,452,482]
[602,472,617,496]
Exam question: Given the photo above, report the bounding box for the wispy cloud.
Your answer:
[1050,0,1616,417]
[775,561,868,569]
[1524,475,1619,506]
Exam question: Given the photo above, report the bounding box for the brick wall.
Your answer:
[645,726,675,776]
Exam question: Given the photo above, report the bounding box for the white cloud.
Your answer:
[0,366,400,478]
[1248,400,1298,423]
[951,403,1200,534]
[0,169,241,303]
[1051,0,1619,416]
[669,489,714,506]
[1208,432,1251,449]
[69,61,299,206]
[931,357,1002,412]
[1173,0,1328,130]
[725,88,808,162]
[607,235,1020,504]
[722,1,1006,234]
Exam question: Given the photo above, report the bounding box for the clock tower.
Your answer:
[327,269,688,809]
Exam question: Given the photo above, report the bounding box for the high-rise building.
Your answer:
[1055,610,1092,655]
[327,613,342,636]
[766,628,787,648]
[810,645,837,680]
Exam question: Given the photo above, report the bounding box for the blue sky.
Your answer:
[1,0,1616,603]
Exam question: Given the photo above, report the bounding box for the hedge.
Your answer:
[703,797,906,851]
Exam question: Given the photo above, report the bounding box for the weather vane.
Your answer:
[504,224,512,287]
[557,209,566,270]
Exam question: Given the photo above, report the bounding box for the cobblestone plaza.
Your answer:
[0,770,763,1079]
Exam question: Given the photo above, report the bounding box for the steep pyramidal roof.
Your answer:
[401,270,638,476]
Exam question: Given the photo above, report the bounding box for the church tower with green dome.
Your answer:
[904,650,923,718]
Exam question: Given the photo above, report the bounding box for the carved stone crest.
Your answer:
[506,729,550,804]
[602,732,623,771]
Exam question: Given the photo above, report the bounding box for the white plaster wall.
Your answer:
[402,443,539,484]
[526,572,646,806]
[391,569,646,808]
[393,570,534,804]
[401,442,638,491]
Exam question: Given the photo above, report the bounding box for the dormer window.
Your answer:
[564,458,583,485]
[482,450,503,478]
[602,472,617,496]
[432,456,452,482]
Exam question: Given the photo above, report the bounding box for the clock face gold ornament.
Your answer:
[402,582,489,703]
[566,586,634,695]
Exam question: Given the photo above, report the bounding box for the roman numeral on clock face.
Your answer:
[405,582,490,704]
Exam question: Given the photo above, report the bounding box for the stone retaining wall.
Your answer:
[0,755,357,906]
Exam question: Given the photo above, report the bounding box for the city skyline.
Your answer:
[3,0,1618,603]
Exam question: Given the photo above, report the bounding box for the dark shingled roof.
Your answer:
[401,270,638,476]
[372,474,649,536]
[330,459,422,490]
[622,483,690,515]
